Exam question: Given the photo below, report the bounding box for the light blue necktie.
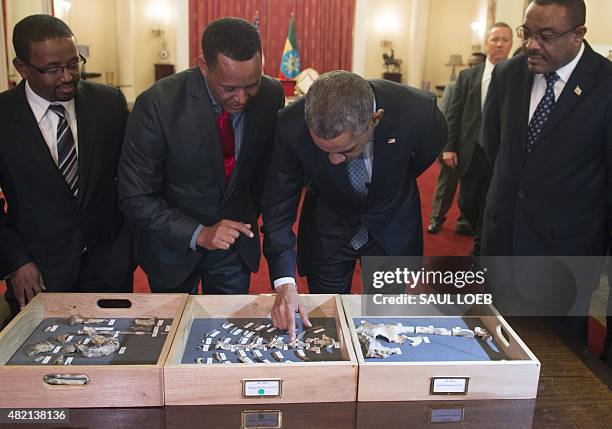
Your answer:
[347,154,368,249]
[526,71,560,154]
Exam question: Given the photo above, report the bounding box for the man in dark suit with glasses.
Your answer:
[0,15,134,314]
[481,0,612,339]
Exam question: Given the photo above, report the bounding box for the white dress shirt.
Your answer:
[481,58,496,109]
[529,43,585,123]
[25,80,78,165]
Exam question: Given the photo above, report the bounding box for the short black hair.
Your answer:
[201,17,261,69]
[531,0,586,27]
[13,14,74,62]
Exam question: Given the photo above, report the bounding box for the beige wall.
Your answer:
[363,0,413,83]
[5,0,51,82]
[132,0,177,96]
[5,0,609,98]
[423,0,488,89]
[55,0,118,86]
[57,0,178,96]
[585,0,612,45]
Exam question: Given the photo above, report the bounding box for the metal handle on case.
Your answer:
[495,324,511,348]
[43,374,90,385]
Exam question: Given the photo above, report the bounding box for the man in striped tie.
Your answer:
[0,15,134,316]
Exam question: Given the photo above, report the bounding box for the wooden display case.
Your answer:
[0,293,187,408]
[164,294,358,405]
[341,295,540,401]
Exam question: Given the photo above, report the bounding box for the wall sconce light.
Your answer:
[446,54,464,81]
[150,2,167,37]
[471,20,485,52]
[374,9,400,49]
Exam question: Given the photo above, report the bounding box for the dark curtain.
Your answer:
[189,0,355,76]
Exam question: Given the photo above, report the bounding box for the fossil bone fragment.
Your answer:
[76,335,120,358]
[26,340,56,357]
[51,334,71,344]
[52,355,65,365]
[60,344,77,354]
[355,320,490,359]
[68,315,107,325]
[134,318,157,327]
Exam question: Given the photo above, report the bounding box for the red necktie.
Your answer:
[215,110,235,182]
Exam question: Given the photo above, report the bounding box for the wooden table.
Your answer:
[12,318,612,428]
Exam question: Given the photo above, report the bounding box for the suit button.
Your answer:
[518,190,525,198]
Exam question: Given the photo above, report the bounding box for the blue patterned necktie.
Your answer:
[525,71,560,154]
[347,154,368,249]
[48,104,78,197]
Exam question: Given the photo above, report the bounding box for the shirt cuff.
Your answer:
[273,277,297,289]
[190,224,204,251]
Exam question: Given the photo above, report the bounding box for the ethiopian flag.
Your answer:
[279,15,301,79]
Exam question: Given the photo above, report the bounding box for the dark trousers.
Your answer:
[148,247,250,294]
[429,162,470,228]
[307,236,387,294]
[458,146,492,255]
[5,250,134,318]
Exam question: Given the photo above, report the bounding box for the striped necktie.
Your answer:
[49,104,78,197]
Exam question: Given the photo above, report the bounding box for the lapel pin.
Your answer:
[574,85,582,96]
[387,137,396,144]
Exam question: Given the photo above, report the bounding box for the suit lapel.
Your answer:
[11,82,75,198]
[536,44,599,144]
[188,70,226,192]
[518,62,533,159]
[74,82,97,206]
[472,64,484,102]
[366,117,396,205]
[366,84,398,205]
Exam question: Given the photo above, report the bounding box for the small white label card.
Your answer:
[430,377,470,395]
[242,379,283,398]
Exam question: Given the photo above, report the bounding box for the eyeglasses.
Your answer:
[516,25,580,44]
[22,54,86,76]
